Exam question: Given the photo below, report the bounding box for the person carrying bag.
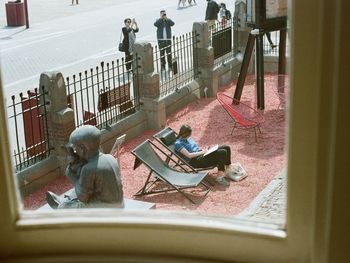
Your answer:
[118,32,125,52]
[120,18,139,71]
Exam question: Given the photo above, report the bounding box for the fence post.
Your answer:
[39,71,75,174]
[192,22,217,98]
[134,42,166,130]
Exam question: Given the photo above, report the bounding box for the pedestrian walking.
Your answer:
[154,10,175,71]
[121,18,139,71]
[178,0,196,8]
[71,0,79,5]
[178,0,186,8]
[205,0,220,30]
[266,32,277,49]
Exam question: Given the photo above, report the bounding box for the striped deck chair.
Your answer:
[153,127,215,173]
[132,139,211,204]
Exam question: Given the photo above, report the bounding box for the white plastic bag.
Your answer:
[226,162,247,182]
[231,162,246,176]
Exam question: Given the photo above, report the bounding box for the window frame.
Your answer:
[0,0,344,262]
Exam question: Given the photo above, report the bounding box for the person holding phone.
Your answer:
[122,18,139,71]
[154,10,175,71]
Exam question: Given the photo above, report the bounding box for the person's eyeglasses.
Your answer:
[126,21,131,23]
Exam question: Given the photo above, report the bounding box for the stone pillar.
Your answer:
[235,1,250,51]
[39,72,75,173]
[134,42,165,130]
[192,22,217,98]
[234,0,254,75]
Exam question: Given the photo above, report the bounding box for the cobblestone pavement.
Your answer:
[238,169,287,226]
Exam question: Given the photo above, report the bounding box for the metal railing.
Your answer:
[66,57,140,130]
[153,31,199,97]
[7,87,51,172]
[209,18,240,68]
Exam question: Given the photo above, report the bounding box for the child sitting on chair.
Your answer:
[174,124,247,186]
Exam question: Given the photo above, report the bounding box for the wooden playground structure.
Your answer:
[234,0,288,110]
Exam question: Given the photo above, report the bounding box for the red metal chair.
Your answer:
[216,92,265,142]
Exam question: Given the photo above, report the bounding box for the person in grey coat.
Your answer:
[154,10,175,70]
[46,125,124,209]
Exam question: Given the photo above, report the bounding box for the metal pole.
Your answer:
[23,0,29,28]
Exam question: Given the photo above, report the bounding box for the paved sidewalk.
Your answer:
[238,169,287,226]
[0,0,207,99]
[0,0,126,26]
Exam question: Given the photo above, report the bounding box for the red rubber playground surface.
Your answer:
[23,74,287,217]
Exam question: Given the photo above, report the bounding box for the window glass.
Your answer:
[1,0,343,261]
[0,0,289,227]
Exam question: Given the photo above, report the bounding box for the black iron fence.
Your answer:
[209,18,240,68]
[6,25,244,172]
[66,57,140,130]
[209,19,283,63]
[153,31,199,97]
[7,87,51,172]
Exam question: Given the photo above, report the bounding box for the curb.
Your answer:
[237,168,286,224]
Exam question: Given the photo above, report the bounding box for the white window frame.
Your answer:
[0,0,347,262]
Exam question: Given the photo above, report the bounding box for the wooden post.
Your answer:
[278,29,287,90]
[256,33,265,110]
[234,33,256,102]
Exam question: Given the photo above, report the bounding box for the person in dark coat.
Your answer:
[205,0,220,29]
[154,10,175,70]
[122,18,139,71]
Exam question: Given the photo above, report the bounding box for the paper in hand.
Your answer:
[203,144,219,156]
